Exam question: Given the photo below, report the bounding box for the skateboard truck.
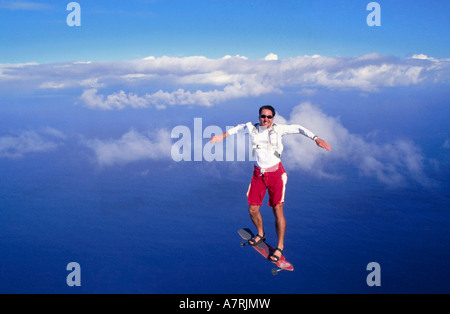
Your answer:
[241,240,285,276]
[271,268,283,276]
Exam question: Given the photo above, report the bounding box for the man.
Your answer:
[210,105,331,262]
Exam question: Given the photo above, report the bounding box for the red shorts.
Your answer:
[247,163,288,207]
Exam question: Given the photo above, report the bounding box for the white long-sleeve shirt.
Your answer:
[227,122,317,169]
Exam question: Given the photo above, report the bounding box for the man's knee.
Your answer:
[272,204,285,217]
[249,205,260,214]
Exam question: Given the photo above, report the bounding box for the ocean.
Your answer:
[0,147,448,294]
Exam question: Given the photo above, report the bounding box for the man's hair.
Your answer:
[259,105,276,117]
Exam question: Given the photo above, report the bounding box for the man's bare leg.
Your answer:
[248,205,265,244]
[271,203,286,260]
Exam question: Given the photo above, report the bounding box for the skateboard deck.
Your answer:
[238,228,294,275]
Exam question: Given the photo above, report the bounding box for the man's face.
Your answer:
[259,109,274,128]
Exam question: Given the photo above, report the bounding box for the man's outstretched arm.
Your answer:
[210,122,252,144]
[209,132,229,144]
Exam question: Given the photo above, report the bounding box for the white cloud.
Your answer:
[81,89,149,110]
[0,127,65,159]
[0,62,38,80]
[264,53,279,61]
[81,77,281,110]
[84,129,172,167]
[279,102,433,187]
[80,53,448,108]
[39,82,67,89]
[1,54,448,109]
[411,54,436,61]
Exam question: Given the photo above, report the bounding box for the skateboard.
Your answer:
[238,228,294,275]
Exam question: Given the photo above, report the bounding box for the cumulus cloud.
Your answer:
[0,127,66,159]
[264,53,279,61]
[1,54,448,109]
[84,129,172,167]
[81,89,149,110]
[81,78,280,110]
[279,103,433,187]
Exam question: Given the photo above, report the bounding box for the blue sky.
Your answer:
[0,0,449,63]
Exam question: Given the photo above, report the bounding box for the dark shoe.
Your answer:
[248,233,265,246]
[269,248,283,263]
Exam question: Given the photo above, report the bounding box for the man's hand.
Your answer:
[315,138,331,151]
[209,133,226,144]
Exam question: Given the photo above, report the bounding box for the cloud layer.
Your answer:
[1,53,448,109]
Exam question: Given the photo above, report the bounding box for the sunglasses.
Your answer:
[260,115,274,119]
